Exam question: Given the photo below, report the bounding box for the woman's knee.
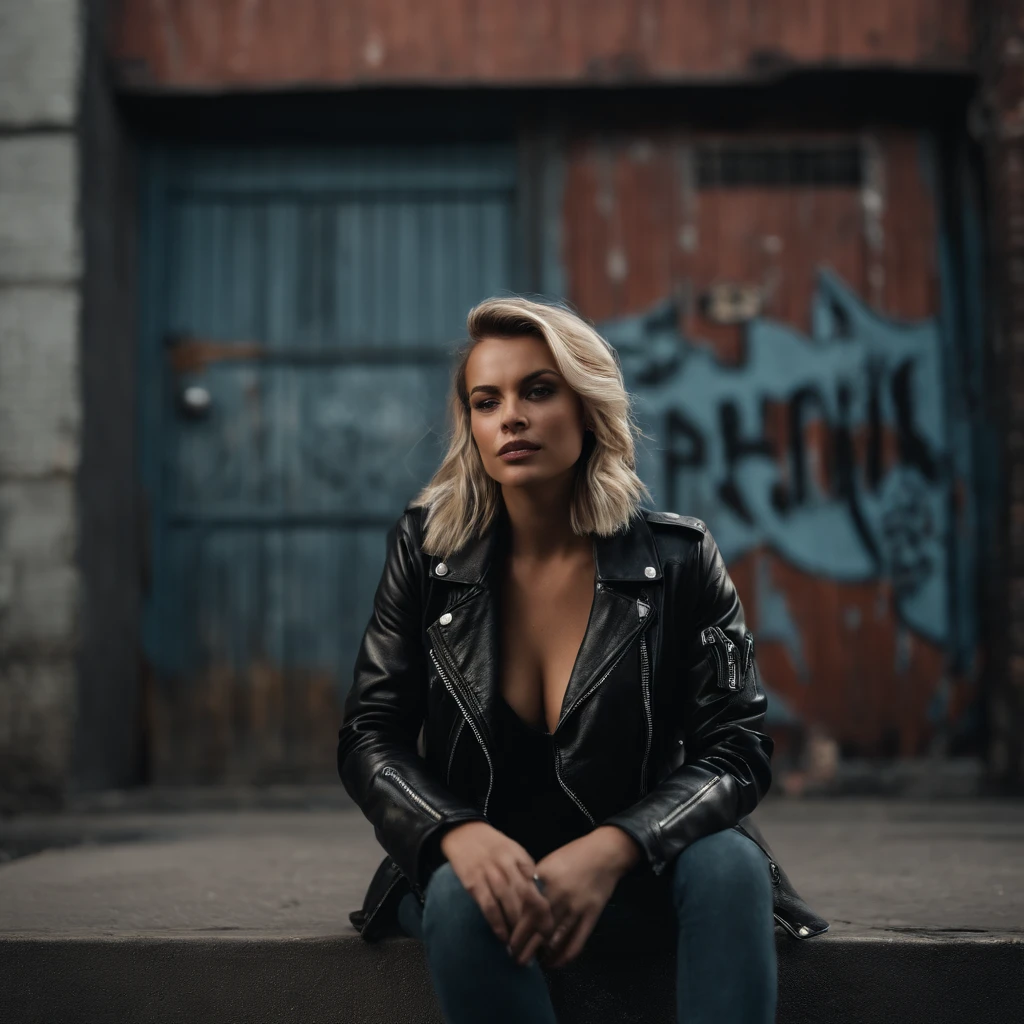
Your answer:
[421,862,492,948]
[672,828,772,909]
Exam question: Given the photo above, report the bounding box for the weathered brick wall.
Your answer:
[109,0,973,91]
[978,0,1024,792]
[0,0,83,809]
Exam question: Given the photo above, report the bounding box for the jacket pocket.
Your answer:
[655,774,722,832]
[700,626,740,691]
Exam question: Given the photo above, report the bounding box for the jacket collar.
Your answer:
[428,506,662,585]
[424,504,660,741]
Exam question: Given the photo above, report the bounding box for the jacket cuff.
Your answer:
[600,814,662,875]
[601,770,741,876]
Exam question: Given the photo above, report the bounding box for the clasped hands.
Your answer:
[439,821,641,969]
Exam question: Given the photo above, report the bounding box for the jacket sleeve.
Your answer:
[337,510,487,892]
[601,529,774,876]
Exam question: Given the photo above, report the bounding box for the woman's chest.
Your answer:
[498,562,596,730]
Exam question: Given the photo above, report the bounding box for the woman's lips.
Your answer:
[498,447,540,462]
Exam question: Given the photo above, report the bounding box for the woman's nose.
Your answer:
[501,398,527,430]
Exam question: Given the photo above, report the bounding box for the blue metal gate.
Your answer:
[140,145,521,782]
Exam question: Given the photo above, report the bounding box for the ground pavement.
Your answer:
[1,794,1021,1023]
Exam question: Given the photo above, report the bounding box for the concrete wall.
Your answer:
[0,0,83,809]
[73,0,143,793]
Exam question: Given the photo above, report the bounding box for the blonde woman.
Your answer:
[338,297,827,1024]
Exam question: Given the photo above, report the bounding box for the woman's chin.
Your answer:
[493,466,543,485]
[493,464,577,491]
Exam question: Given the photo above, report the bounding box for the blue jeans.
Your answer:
[397,827,777,1024]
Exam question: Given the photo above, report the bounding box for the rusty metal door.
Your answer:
[140,145,520,783]
[562,131,985,767]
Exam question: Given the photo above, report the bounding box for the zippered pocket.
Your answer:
[742,631,755,681]
[656,775,722,831]
[380,766,442,821]
[701,626,739,691]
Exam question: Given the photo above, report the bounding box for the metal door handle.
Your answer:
[177,384,212,419]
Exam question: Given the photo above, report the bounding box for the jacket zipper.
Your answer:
[431,604,647,829]
[446,718,465,787]
[553,745,595,826]
[639,632,653,795]
[429,646,495,817]
[743,632,755,681]
[655,774,722,831]
[380,766,442,821]
[555,633,637,728]
[701,627,739,690]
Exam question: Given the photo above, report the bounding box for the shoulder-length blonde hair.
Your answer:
[411,296,650,557]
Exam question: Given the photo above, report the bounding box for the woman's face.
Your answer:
[465,334,588,489]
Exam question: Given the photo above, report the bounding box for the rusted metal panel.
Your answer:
[109,0,974,91]
[142,144,522,783]
[565,128,980,762]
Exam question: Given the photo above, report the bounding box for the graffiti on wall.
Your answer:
[603,269,952,647]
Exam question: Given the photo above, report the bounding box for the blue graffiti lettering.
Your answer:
[603,269,949,645]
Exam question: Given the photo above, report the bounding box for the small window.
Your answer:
[695,143,862,188]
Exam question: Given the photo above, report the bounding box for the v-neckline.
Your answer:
[497,691,553,737]
[493,536,598,735]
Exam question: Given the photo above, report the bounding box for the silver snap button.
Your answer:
[439,612,452,626]
[798,926,810,937]
[435,562,448,576]
[644,566,656,578]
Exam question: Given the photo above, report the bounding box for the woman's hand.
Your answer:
[439,821,556,953]
[509,826,641,968]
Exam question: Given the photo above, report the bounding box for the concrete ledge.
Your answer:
[2,799,1022,1023]
[2,932,1021,1024]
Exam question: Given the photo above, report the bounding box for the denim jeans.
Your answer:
[397,827,778,1024]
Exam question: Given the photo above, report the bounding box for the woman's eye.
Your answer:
[472,386,551,412]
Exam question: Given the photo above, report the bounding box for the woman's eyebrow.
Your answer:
[469,369,561,397]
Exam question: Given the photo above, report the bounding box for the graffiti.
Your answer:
[754,556,809,685]
[603,269,950,645]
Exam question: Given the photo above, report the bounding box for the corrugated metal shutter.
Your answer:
[141,145,520,782]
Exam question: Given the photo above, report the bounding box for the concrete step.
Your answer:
[2,798,1022,1023]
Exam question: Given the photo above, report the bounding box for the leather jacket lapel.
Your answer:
[556,584,653,727]
[427,579,499,743]
[427,507,662,734]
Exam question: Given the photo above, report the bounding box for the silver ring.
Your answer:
[532,872,546,894]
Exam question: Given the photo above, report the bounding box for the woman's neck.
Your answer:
[500,482,590,562]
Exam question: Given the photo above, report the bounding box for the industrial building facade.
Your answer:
[3,0,1022,805]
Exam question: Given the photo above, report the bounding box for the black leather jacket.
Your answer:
[338,504,829,941]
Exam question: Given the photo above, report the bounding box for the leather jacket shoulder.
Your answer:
[338,504,829,941]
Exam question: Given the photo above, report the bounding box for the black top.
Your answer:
[422,518,588,876]
[484,693,591,861]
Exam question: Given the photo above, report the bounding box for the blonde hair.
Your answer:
[411,296,651,557]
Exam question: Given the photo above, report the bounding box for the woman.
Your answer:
[337,297,828,1024]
